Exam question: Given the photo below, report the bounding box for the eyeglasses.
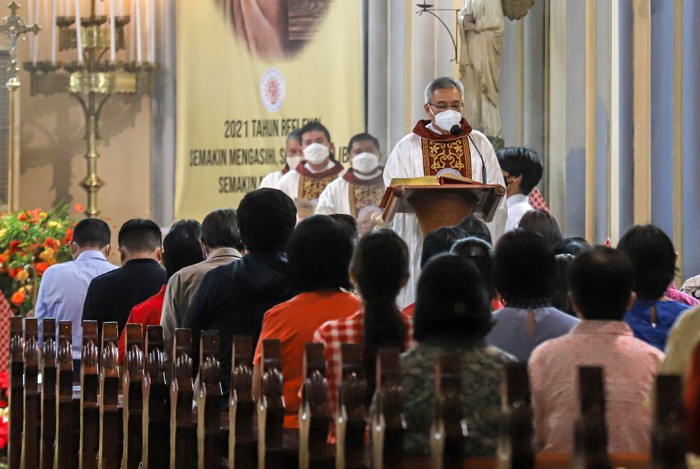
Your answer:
[429,102,463,112]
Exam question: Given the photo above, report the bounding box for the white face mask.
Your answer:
[303,143,330,165]
[286,155,303,171]
[351,152,379,175]
[433,109,462,132]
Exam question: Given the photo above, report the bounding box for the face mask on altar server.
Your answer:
[434,109,462,132]
[302,143,330,165]
[351,152,380,174]
[286,155,303,171]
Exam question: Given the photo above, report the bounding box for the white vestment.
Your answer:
[275,160,342,200]
[315,169,384,216]
[383,124,507,307]
[260,170,284,189]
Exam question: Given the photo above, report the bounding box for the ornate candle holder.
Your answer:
[23,7,157,217]
[0,2,40,211]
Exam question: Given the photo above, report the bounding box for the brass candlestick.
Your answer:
[0,2,40,212]
[24,2,157,218]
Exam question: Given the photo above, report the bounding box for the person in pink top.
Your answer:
[529,247,665,453]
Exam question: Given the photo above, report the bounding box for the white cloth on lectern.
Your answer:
[383,125,507,308]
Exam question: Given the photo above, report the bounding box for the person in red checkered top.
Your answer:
[313,230,413,423]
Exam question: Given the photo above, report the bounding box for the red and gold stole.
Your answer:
[343,169,385,218]
[413,119,474,179]
[296,160,344,201]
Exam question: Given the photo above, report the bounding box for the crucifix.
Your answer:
[0,1,40,210]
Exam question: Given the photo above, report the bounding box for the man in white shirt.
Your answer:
[259,129,303,189]
[35,218,116,369]
[383,76,507,306]
[315,133,385,233]
[276,122,344,218]
[497,146,544,232]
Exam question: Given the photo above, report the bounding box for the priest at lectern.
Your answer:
[384,76,507,307]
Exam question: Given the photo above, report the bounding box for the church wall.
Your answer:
[650,0,676,238]
[594,2,612,244]
[564,0,586,238]
[682,0,700,279]
[18,81,152,262]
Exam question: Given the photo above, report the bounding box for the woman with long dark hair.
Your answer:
[314,229,411,419]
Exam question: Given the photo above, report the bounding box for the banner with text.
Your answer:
[175,0,364,219]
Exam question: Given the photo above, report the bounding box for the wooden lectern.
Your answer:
[380,176,506,237]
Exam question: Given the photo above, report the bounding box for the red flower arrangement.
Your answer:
[0,204,80,315]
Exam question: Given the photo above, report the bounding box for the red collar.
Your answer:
[343,168,384,185]
[412,118,473,141]
[296,160,344,178]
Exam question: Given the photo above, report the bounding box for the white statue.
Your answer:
[459,0,534,138]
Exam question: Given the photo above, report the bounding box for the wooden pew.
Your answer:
[197,330,224,469]
[371,348,404,469]
[21,318,41,468]
[54,320,76,469]
[299,342,331,469]
[40,318,57,469]
[80,320,100,469]
[337,343,368,469]
[258,338,285,469]
[170,328,197,469]
[229,335,255,468]
[651,374,686,468]
[497,363,534,468]
[432,355,467,469]
[122,324,144,469]
[98,322,121,469]
[8,316,23,469]
[573,366,611,468]
[142,325,170,469]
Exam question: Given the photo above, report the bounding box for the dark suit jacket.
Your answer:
[82,258,167,335]
[183,251,295,387]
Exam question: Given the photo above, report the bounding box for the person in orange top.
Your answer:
[252,215,359,428]
[118,219,205,362]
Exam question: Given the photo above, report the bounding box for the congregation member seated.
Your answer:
[160,209,243,345]
[252,215,360,428]
[552,237,590,316]
[314,230,412,421]
[82,218,167,335]
[402,226,467,317]
[35,218,116,372]
[259,129,304,188]
[329,213,360,247]
[183,188,297,384]
[497,146,544,232]
[401,254,516,456]
[486,230,579,362]
[617,224,691,351]
[529,247,665,452]
[517,209,563,252]
[455,214,492,245]
[117,219,204,362]
[450,236,501,310]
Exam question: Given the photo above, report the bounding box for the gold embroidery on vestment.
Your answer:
[298,174,334,201]
[348,183,384,218]
[420,137,473,178]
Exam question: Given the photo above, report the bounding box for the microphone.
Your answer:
[450,124,461,136]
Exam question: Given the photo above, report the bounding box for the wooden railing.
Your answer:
[6,318,680,468]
